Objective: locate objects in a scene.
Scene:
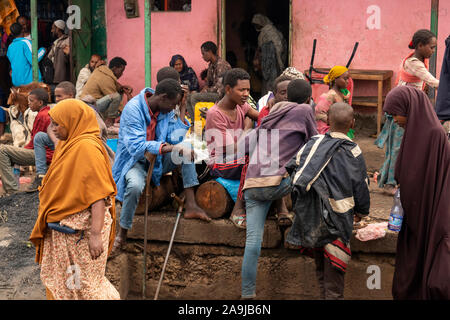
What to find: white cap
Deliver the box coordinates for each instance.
[53,20,66,31]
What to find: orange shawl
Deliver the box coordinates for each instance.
[397,51,429,90]
[29,99,117,263]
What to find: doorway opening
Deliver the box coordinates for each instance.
[225,0,290,100]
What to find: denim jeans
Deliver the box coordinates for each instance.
[119,153,199,230]
[241,177,292,298]
[33,132,55,175]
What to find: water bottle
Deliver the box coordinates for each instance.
[13,166,20,186]
[388,188,404,232]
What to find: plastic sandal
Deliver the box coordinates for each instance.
[277,212,294,226]
[230,213,247,229]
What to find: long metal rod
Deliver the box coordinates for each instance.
[30,0,38,82]
[142,154,156,299]
[154,194,185,300]
[154,211,182,300]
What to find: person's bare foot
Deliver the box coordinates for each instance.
[109,227,128,258]
[184,203,212,222]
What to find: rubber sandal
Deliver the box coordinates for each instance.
[230,213,247,229]
[277,212,294,226]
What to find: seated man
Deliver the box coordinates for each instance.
[0,88,53,195]
[112,78,211,251]
[75,53,103,98]
[240,79,317,299]
[285,102,370,300]
[204,68,259,228]
[80,56,133,127]
[186,41,231,121]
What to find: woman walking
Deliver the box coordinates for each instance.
[30,99,119,300]
[383,86,449,300]
[376,29,439,195]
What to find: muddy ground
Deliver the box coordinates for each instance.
[0,116,393,300]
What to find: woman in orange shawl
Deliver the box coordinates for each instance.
[29,99,119,300]
[375,29,439,196]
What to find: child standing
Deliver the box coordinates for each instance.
[315,66,351,134]
[286,102,370,300]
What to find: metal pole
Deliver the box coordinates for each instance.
[30,0,38,82]
[428,0,439,102]
[145,0,152,88]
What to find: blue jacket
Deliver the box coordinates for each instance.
[112,87,190,201]
[7,37,45,86]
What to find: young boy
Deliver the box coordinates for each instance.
[204,68,259,228]
[285,102,370,300]
[0,88,53,195]
[240,79,317,299]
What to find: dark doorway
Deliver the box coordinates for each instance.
[225,0,290,100]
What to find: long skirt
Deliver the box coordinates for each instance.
[40,205,120,300]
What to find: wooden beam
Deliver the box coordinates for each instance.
[428,0,439,102]
[145,0,152,87]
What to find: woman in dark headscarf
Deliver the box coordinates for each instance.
[383,86,449,300]
[169,54,199,92]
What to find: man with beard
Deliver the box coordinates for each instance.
[48,20,70,84]
[75,54,104,98]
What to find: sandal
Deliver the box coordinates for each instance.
[277,212,294,226]
[230,213,247,229]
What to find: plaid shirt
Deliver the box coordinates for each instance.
[24,106,54,163]
[205,56,231,93]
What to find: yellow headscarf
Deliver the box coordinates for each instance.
[323,66,349,84]
[30,99,117,263]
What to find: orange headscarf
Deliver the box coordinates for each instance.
[29,99,117,263]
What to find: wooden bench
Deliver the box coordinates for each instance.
[305,68,394,135]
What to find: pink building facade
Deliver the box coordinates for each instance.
[106,0,449,100]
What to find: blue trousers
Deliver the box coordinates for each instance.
[119,153,199,230]
[241,177,292,298]
[33,132,55,175]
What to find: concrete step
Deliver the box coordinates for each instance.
[128,212,282,249]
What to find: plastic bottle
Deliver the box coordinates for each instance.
[13,166,20,186]
[388,188,404,232]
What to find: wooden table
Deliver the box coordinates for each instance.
[305,68,394,135]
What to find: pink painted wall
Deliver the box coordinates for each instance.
[106,0,218,94]
[291,0,449,100]
[105,0,449,100]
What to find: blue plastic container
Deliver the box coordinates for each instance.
[106,138,118,153]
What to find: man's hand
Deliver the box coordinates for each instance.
[62,44,70,55]
[199,107,209,120]
[95,60,106,69]
[244,116,254,131]
[173,144,195,162]
[179,84,189,113]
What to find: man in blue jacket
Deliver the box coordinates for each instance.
[112,78,211,251]
[6,23,46,86]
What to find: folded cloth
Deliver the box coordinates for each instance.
[355,222,388,241]
[215,177,240,202]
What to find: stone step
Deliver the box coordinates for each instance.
[128,212,282,248]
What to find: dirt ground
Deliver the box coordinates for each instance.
[0,117,394,300]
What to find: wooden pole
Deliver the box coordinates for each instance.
[30,0,38,82]
[428,0,439,103]
[145,0,152,88]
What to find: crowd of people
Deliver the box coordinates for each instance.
[0,18,448,301]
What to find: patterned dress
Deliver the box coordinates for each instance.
[41,199,120,300]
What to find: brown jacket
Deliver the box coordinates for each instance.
[80,65,118,100]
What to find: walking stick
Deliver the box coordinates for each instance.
[142,153,156,299]
[154,193,185,300]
